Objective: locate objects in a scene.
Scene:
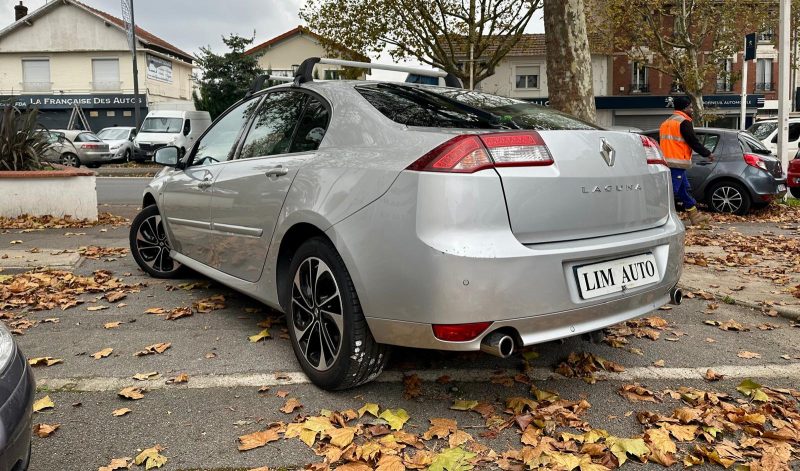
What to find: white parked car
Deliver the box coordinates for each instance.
[97,126,137,162]
[134,110,212,160]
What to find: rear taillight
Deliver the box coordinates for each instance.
[432,322,492,342]
[744,153,768,171]
[407,131,553,173]
[82,143,102,150]
[640,135,667,167]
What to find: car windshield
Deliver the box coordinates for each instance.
[747,121,777,140]
[355,84,598,130]
[97,128,130,140]
[140,117,183,133]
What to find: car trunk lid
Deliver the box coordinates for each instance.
[494,130,671,244]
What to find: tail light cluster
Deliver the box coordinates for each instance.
[81,143,103,150]
[407,131,554,173]
[640,135,668,167]
[743,153,768,171]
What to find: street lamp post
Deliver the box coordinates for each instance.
[778,0,791,178]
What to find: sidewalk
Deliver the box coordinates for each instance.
[95,164,158,177]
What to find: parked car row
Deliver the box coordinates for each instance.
[40,110,212,169]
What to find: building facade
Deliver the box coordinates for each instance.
[245,26,368,80]
[0,0,195,131]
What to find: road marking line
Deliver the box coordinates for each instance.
[36,363,800,392]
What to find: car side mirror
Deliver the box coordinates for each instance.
[154,146,180,167]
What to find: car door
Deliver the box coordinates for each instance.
[210,91,329,282]
[160,96,262,266]
[687,132,720,193]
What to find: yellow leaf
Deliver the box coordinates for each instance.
[448,430,472,448]
[33,423,59,437]
[28,357,63,367]
[238,426,281,451]
[546,452,582,470]
[92,347,113,359]
[112,408,132,417]
[299,428,318,447]
[606,437,649,466]
[376,454,405,471]
[33,395,55,412]
[645,427,677,467]
[327,426,357,448]
[134,446,167,470]
[736,379,770,402]
[379,408,410,430]
[428,446,476,471]
[358,402,379,418]
[248,329,271,342]
[450,400,478,411]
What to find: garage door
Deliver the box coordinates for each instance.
[613,114,670,131]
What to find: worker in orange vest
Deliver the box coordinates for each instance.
[659,96,714,226]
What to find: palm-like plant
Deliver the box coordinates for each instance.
[0,106,50,171]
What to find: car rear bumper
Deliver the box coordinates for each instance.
[80,151,114,163]
[0,348,34,471]
[328,171,684,351]
[788,171,800,188]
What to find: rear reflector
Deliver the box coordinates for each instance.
[407,131,553,173]
[640,135,667,167]
[432,322,492,342]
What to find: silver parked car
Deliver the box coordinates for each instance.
[48,130,113,168]
[97,126,138,163]
[129,66,684,390]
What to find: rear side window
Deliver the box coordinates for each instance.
[290,97,329,153]
[355,84,598,130]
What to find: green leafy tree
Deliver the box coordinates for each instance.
[597,0,770,119]
[301,0,542,88]
[193,34,264,119]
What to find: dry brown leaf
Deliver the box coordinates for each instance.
[87,305,109,311]
[166,306,193,320]
[92,348,113,360]
[280,398,303,414]
[134,343,171,356]
[144,307,166,315]
[104,321,122,329]
[738,351,761,359]
[704,369,724,382]
[112,408,132,417]
[166,373,189,384]
[28,357,63,367]
[619,383,659,403]
[118,387,145,400]
[403,373,422,400]
[33,423,59,438]
[98,457,131,471]
[132,371,159,381]
[238,426,281,451]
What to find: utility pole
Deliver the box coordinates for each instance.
[121,0,141,128]
[778,0,791,176]
[740,43,748,130]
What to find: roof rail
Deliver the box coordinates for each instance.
[293,57,463,88]
[245,74,294,97]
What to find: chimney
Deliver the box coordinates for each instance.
[14,2,28,22]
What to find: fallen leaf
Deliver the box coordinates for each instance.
[132,372,159,381]
[87,305,109,311]
[379,408,410,430]
[238,426,281,451]
[98,457,131,471]
[134,445,167,469]
[104,321,122,329]
[606,437,649,466]
[428,446,476,471]
[166,306,193,320]
[358,403,379,418]
[403,373,423,399]
[737,351,761,359]
[112,408,132,417]
[450,400,479,411]
[645,427,676,466]
[280,398,303,414]
[33,396,54,412]
[327,426,357,447]
[144,308,166,315]
[193,294,226,313]
[92,348,113,360]
[33,423,59,438]
[619,383,659,403]
[736,379,770,402]
[118,387,145,400]
[704,369,724,382]
[134,343,171,356]
[28,357,63,367]
[166,373,189,384]
[653,359,665,368]
[275,390,289,398]
[249,329,271,342]
[104,291,127,303]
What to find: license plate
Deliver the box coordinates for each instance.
[576,253,659,300]
[778,184,787,192]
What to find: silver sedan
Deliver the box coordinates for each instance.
[129,79,684,390]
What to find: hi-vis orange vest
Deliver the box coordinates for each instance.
[659,111,693,169]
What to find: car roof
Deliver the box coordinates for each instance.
[50,129,94,138]
[100,126,136,130]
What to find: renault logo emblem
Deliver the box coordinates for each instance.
[600,138,616,167]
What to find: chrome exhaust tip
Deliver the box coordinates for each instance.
[670,287,683,305]
[480,332,515,358]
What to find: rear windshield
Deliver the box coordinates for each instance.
[740,132,770,153]
[355,84,598,130]
[141,117,183,133]
[746,121,777,140]
[75,133,102,142]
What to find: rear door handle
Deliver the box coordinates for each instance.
[266,166,289,177]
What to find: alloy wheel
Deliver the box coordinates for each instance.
[134,214,180,273]
[291,257,343,372]
[711,185,743,213]
[61,154,79,167]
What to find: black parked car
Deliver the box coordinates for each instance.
[641,128,787,215]
[0,324,34,470]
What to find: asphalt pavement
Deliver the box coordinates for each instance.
[2,206,799,470]
[96,177,151,205]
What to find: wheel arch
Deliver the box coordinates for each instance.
[703,176,753,202]
[275,222,333,311]
[142,192,157,208]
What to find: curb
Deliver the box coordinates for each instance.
[677,283,800,321]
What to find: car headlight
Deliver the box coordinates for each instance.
[110,144,121,151]
[0,323,16,370]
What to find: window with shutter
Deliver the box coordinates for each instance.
[22,59,51,91]
[92,59,120,91]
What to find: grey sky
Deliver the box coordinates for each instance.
[0,0,544,78]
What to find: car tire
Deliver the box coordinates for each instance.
[708,181,751,215]
[124,150,132,162]
[791,187,800,199]
[129,205,186,279]
[60,153,80,167]
[285,236,389,390]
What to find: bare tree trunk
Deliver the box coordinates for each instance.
[543,0,597,123]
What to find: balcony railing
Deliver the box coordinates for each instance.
[758,32,774,43]
[629,83,650,93]
[755,82,775,92]
[92,81,122,91]
[21,81,52,92]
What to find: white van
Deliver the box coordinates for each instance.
[135,110,212,160]
[747,118,800,162]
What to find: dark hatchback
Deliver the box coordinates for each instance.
[0,324,34,470]
[641,128,786,214]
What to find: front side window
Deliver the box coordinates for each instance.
[141,117,183,133]
[182,119,191,135]
[515,66,540,90]
[239,91,306,159]
[192,96,261,166]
